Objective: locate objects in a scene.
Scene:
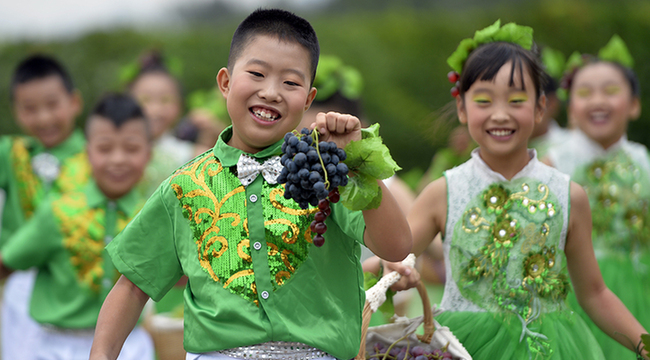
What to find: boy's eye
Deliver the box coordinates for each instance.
[284,81,300,87]
[248,71,264,78]
[605,85,621,95]
[576,87,591,98]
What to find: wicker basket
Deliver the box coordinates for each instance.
[143,312,185,360]
[356,255,472,360]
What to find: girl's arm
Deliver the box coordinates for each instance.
[565,182,647,352]
[89,275,151,360]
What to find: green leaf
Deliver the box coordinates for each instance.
[641,333,650,350]
[598,34,634,68]
[447,38,476,74]
[339,172,380,210]
[377,289,395,316]
[541,47,566,79]
[495,22,533,50]
[363,271,380,291]
[473,19,501,44]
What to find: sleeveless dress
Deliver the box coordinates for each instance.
[436,149,604,360]
[548,130,650,359]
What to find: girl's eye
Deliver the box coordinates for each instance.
[508,95,528,104]
[604,85,621,95]
[472,96,492,104]
[576,88,591,98]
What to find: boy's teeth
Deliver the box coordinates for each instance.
[489,129,514,137]
[254,109,279,121]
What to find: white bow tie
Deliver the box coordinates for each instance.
[236,154,283,186]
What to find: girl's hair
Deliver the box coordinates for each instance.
[459,42,545,101]
[128,50,180,91]
[565,56,640,98]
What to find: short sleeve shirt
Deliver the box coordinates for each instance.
[0,130,90,246]
[2,181,139,328]
[107,127,367,359]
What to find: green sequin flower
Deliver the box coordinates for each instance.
[483,184,511,214]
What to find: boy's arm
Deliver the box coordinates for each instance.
[89,275,150,360]
[566,182,647,353]
[311,112,412,262]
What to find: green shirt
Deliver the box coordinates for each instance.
[107,127,367,359]
[0,130,90,246]
[1,181,140,329]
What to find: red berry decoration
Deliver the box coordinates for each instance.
[451,86,460,98]
[328,188,340,203]
[447,71,459,83]
[313,234,325,247]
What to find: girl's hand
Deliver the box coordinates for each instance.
[310,111,362,149]
[383,259,421,292]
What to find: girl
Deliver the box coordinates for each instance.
[546,36,649,359]
[385,22,646,359]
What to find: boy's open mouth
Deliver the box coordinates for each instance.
[251,106,281,122]
[487,129,515,137]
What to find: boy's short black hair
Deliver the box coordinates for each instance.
[86,93,152,141]
[10,55,74,100]
[228,8,320,85]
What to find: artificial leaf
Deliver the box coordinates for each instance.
[473,20,501,44]
[541,47,566,80]
[340,172,380,211]
[598,34,634,68]
[447,38,475,74]
[340,65,364,100]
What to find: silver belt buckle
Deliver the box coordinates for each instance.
[217,341,330,359]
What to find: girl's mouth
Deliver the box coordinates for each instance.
[589,110,609,124]
[487,129,515,137]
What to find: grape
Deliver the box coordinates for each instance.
[278,128,351,248]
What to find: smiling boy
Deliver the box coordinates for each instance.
[0,54,91,360]
[90,8,411,360]
[0,93,154,360]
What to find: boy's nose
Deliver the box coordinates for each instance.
[258,81,281,102]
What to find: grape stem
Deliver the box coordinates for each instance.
[311,130,330,189]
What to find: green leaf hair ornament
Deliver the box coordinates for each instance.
[118,51,184,87]
[540,47,566,80]
[446,19,534,74]
[313,55,363,102]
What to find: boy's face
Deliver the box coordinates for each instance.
[217,35,317,153]
[13,75,81,148]
[86,116,151,200]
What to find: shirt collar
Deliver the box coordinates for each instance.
[213,126,284,167]
[85,180,139,214]
[42,129,86,160]
[573,129,628,156]
[471,148,538,182]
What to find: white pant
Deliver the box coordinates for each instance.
[186,352,336,360]
[2,269,42,360]
[35,326,154,360]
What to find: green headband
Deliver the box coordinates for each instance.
[447,19,534,75]
[118,52,183,87]
[540,47,566,81]
[313,55,363,102]
[187,88,230,123]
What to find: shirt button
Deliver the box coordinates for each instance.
[253,242,262,251]
[260,291,270,300]
[104,236,113,244]
[249,194,258,203]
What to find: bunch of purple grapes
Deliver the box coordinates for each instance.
[370,343,455,360]
[277,128,349,247]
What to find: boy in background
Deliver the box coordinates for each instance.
[90,8,411,360]
[0,54,90,360]
[0,93,154,360]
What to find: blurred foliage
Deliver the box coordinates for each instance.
[1,0,649,176]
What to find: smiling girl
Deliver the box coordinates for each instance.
[546,36,649,359]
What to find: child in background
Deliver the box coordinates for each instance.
[90,9,411,360]
[0,54,90,360]
[546,36,649,359]
[382,21,647,359]
[126,51,198,197]
[0,93,154,360]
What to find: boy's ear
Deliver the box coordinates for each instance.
[456,95,467,124]
[216,68,231,98]
[304,87,317,112]
[71,89,83,117]
[629,97,641,121]
[535,94,547,124]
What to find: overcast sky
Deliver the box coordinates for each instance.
[0,0,323,41]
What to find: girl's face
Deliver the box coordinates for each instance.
[457,61,544,162]
[130,72,182,141]
[569,62,640,149]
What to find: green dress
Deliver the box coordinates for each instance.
[549,131,650,359]
[437,149,604,360]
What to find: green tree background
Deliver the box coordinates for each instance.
[1,0,648,186]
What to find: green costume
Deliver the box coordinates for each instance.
[1,181,139,328]
[107,127,367,360]
[0,130,90,244]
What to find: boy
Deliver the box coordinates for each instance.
[90,8,412,360]
[0,54,90,360]
[0,93,154,360]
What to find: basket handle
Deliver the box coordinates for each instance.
[356,255,435,359]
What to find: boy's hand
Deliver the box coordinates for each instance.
[383,259,420,292]
[310,111,362,149]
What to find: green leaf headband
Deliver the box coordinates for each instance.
[313,55,363,102]
[558,34,634,100]
[447,19,534,75]
[187,88,230,123]
[540,47,566,81]
[118,51,183,87]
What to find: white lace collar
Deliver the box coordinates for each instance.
[572,129,628,157]
[471,148,539,183]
